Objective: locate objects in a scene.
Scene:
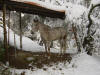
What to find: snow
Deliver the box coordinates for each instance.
[91,0,100,5]
[12,0,66,12]
[11,52,100,75]
[65,2,87,21]
[0,25,42,51]
[91,16,100,24]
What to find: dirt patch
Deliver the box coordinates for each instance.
[8,47,72,69]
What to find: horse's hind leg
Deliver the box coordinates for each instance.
[63,40,66,53]
[62,35,67,54]
[42,39,48,54]
[44,41,51,57]
[59,39,63,54]
[44,42,47,53]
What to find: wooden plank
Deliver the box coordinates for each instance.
[8,11,10,46]
[19,12,22,50]
[11,0,65,12]
[3,3,9,62]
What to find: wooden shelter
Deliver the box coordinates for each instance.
[0,0,65,62]
[0,0,65,19]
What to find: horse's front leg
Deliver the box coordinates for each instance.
[59,40,63,55]
[42,38,48,54]
[47,41,51,57]
[44,42,48,53]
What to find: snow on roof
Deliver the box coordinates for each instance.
[11,0,66,12]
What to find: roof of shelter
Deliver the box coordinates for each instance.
[0,0,65,19]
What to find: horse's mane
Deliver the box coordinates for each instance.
[37,22,51,30]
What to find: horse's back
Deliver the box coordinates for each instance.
[53,27,67,35]
[46,27,67,41]
[38,23,67,41]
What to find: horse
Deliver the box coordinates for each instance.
[31,20,67,56]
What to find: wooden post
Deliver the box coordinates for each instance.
[19,12,22,50]
[3,3,8,61]
[8,11,10,46]
[14,32,17,57]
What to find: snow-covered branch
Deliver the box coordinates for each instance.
[87,4,100,36]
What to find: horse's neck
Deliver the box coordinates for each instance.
[38,23,50,30]
[38,23,46,32]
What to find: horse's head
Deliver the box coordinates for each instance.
[31,19,39,34]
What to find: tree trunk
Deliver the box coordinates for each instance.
[72,23,81,52]
[83,4,100,55]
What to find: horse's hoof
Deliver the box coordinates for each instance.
[44,54,48,57]
[48,56,50,59]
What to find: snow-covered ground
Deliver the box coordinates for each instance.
[10,52,100,75]
[0,0,100,75]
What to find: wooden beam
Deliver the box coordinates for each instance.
[3,0,65,19]
[19,12,22,50]
[8,10,10,46]
[3,3,9,61]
